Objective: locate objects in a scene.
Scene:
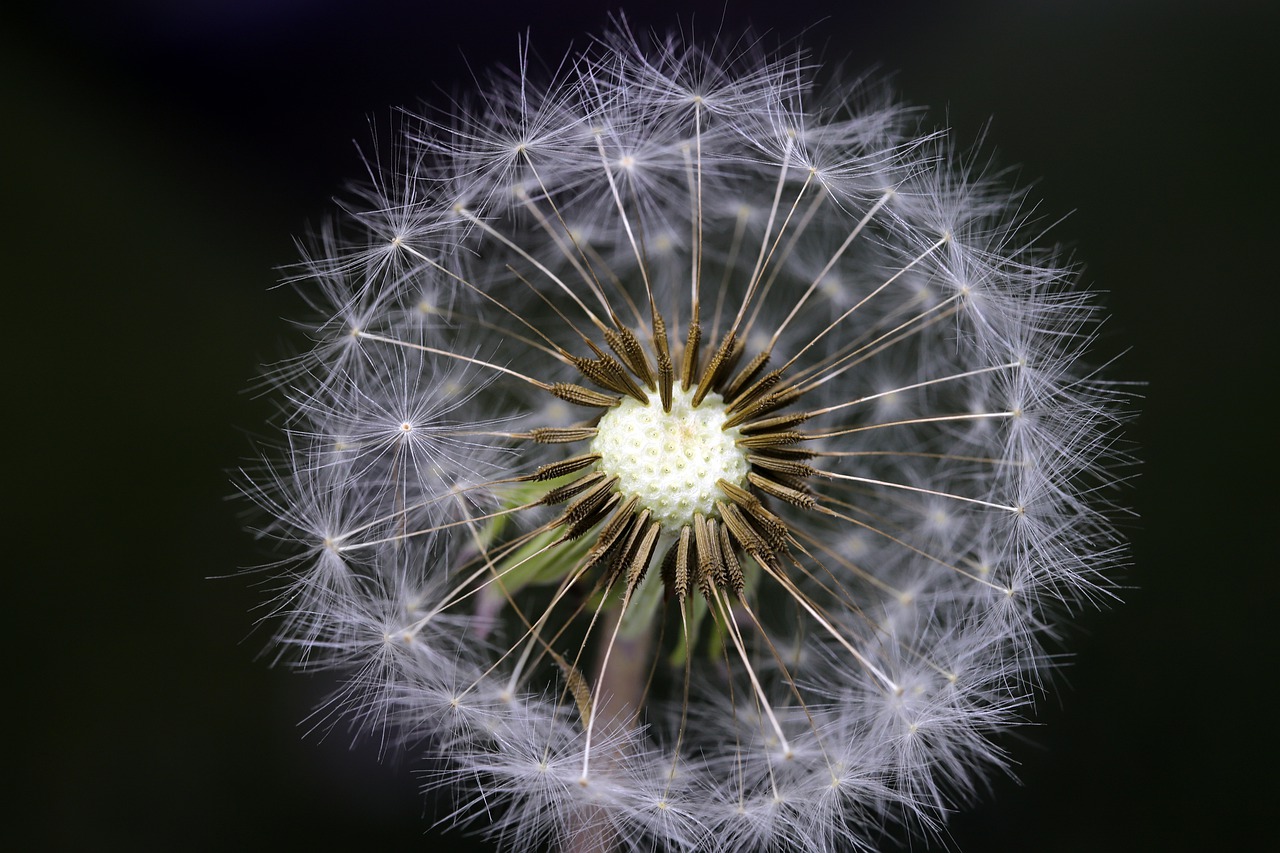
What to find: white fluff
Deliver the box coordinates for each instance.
[242,19,1133,852]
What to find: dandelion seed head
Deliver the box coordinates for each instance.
[239,18,1133,853]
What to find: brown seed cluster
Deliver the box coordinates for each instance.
[518,312,820,612]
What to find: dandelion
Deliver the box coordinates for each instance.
[242,21,1131,852]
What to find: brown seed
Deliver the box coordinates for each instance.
[604,326,653,387]
[693,331,737,405]
[725,367,783,411]
[680,315,702,391]
[625,520,662,589]
[736,431,806,449]
[747,453,817,479]
[529,453,602,482]
[555,657,593,728]
[748,471,816,510]
[551,383,621,409]
[723,386,803,429]
[540,472,605,506]
[722,349,771,402]
[572,354,647,402]
[716,518,745,596]
[529,427,599,444]
[560,476,619,531]
[563,491,621,540]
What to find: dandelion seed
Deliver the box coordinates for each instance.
[241,20,1132,852]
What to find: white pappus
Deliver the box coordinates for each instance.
[241,21,1132,853]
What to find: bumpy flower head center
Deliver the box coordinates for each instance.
[591,386,748,530]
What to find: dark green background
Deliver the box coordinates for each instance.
[6,0,1274,849]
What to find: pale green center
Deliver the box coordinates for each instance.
[591,386,749,530]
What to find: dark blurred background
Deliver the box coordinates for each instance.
[5,0,1274,849]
